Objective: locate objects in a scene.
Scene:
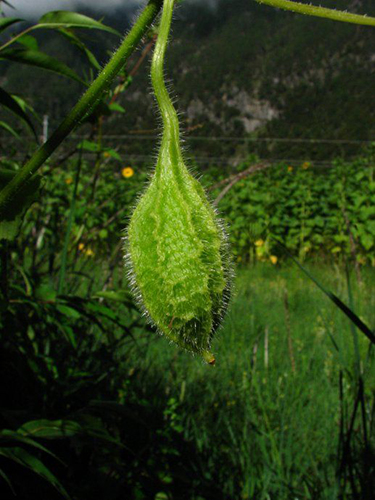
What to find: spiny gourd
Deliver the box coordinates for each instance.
[126,0,232,364]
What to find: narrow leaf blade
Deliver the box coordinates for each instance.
[57,28,100,70]
[19,419,82,439]
[0,86,36,138]
[274,238,375,345]
[0,447,70,499]
[0,48,85,85]
[37,11,121,36]
[0,120,19,138]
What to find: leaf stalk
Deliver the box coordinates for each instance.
[256,0,375,26]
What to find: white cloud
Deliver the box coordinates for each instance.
[2,0,145,18]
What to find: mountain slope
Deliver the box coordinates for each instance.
[2,0,375,164]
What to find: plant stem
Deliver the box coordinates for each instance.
[256,0,375,26]
[151,0,182,166]
[0,0,163,219]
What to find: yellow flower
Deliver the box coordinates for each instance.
[122,167,134,178]
[270,255,278,265]
[302,161,310,170]
[78,243,94,257]
[287,165,293,173]
[103,152,111,159]
[65,177,73,185]
[255,239,264,247]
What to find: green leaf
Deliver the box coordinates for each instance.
[16,34,39,50]
[57,324,77,348]
[79,139,100,152]
[19,419,82,439]
[109,102,125,113]
[0,48,85,85]
[0,447,70,499]
[35,284,57,302]
[57,28,100,70]
[155,493,169,500]
[0,430,61,461]
[360,233,373,251]
[86,302,117,320]
[0,17,22,34]
[0,120,19,138]
[56,304,81,320]
[0,174,42,241]
[36,11,121,37]
[0,87,36,138]
[94,290,133,303]
[0,220,20,241]
[104,148,121,161]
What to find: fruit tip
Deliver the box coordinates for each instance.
[202,351,216,366]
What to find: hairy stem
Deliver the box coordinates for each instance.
[0,0,163,219]
[256,0,375,26]
[151,0,181,163]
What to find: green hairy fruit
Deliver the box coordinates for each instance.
[126,0,232,363]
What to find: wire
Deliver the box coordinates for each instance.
[1,152,357,168]
[3,134,374,144]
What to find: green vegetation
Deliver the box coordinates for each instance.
[0,1,374,499]
[2,238,374,497]
[18,152,375,271]
[209,154,375,264]
[131,263,375,498]
[1,148,373,498]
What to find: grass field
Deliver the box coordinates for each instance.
[126,263,375,499]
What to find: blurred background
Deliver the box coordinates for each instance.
[3,0,375,165]
[0,1,374,499]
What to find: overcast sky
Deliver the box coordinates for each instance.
[2,0,145,18]
[1,0,217,18]
[0,0,217,18]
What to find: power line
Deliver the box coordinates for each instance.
[83,135,373,145]
[3,134,374,145]
[1,152,359,168]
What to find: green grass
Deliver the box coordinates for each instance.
[128,263,375,499]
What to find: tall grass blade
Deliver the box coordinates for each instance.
[0,467,15,494]
[345,263,361,377]
[274,239,375,345]
[57,148,82,295]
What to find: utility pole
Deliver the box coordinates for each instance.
[42,115,49,144]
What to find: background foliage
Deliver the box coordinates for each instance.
[0,2,374,499]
